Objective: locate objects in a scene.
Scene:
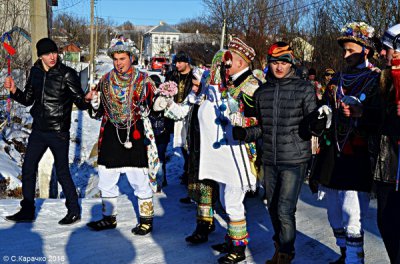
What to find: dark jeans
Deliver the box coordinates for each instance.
[264,162,307,254]
[156,143,167,186]
[20,129,79,214]
[375,181,400,264]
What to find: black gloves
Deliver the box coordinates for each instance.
[232,126,247,141]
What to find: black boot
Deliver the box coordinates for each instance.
[185,220,211,244]
[59,212,81,225]
[330,247,346,264]
[212,242,232,254]
[266,241,279,264]
[132,217,153,235]
[87,215,117,231]
[218,245,246,264]
[5,208,35,223]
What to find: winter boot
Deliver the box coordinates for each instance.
[58,212,81,225]
[185,220,211,244]
[217,245,246,264]
[212,242,232,254]
[87,215,117,231]
[265,241,280,264]
[132,217,153,235]
[329,247,346,264]
[5,208,35,223]
[276,252,294,264]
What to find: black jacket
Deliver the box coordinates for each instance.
[11,59,89,132]
[165,68,194,103]
[244,71,317,165]
[312,67,381,192]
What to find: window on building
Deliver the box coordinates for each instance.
[167,37,171,44]
[160,37,165,44]
[154,37,158,43]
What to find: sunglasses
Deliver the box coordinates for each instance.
[324,73,334,77]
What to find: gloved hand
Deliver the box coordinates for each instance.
[232,126,247,141]
[153,96,173,111]
[91,92,100,110]
[317,105,332,129]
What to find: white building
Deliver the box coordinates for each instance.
[143,21,181,60]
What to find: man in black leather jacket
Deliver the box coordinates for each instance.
[4,38,90,225]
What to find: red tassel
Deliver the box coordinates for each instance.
[391,58,400,102]
[3,42,16,56]
[133,129,141,140]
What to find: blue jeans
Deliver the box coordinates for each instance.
[263,163,307,254]
[20,129,79,214]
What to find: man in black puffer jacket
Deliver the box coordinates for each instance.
[233,42,317,263]
[4,38,90,225]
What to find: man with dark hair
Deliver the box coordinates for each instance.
[86,39,158,235]
[4,37,90,225]
[165,50,195,198]
[233,41,318,263]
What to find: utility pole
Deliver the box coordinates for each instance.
[89,0,95,85]
[220,19,226,50]
[139,35,143,66]
[30,0,48,63]
[94,17,99,66]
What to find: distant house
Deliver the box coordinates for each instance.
[60,43,81,62]
[143,21,181,60]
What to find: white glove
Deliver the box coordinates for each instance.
[317,105,332,129]
[153,96,173,111]
[91,93,100,110]
[317,189,326,201]
[341,95,361,106]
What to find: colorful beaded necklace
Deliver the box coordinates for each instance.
[101,67,140,149]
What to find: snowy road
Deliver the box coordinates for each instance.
[0,150,389,264]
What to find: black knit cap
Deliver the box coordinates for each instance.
[175,51,190,63]
[36,38,58,57]
[308,68,316,76]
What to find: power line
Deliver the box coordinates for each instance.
[53,0,84,12]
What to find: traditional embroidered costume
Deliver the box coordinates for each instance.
[312,22,382,264]
[87,40,159,235]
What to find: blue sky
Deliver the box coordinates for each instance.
[53,0,206,26]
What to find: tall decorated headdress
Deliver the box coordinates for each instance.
[206,49,232,86]
[337,22,375,55]
[228,37,255,64]
[107,38,138,58]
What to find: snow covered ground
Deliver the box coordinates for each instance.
[0,56,390,264]
[0,143,390,263]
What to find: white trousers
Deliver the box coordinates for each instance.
[325,188,370,264]
[219,183,246,221]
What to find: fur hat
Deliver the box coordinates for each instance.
[381,24,400,52]
[228,37,255,63]
[267,42,295,64]
[36,38,58,57]
[337,22,375,50]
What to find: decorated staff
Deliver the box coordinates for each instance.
[0,27,31,129]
